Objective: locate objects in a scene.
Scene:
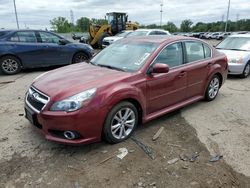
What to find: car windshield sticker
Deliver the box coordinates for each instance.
[135,53,150,65]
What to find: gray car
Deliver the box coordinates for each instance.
[216,34,250,78]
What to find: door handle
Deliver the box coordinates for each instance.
[178,71,187,77]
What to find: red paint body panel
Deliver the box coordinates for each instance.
[25,36,228,145]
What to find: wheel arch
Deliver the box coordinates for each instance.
[71,50,90,63]
[0,54,23,67]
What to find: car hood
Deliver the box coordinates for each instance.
[103,36,123,41]
[218,49,249,59]
[32,63,131,101]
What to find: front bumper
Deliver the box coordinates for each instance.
[228,63,245,75]
[24,102,106,145]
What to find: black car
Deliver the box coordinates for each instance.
[0,30,94,75]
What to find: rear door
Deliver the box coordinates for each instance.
[146,42,187,114]
[183,41,212,98]
[7,31,46,67]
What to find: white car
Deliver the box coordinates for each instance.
[128,29,171,37]
[102,30,133,48]
[217,34,250,78]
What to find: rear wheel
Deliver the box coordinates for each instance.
[0,55,21,75]
[103,101,138,144]
[205,75,220,101]
[72,52,89,64]
[240,63,250,78]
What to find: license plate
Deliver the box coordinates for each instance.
[25,108,34,125]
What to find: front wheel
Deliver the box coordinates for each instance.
[240,63,250,78]
[72,52,89,64]
[205,75,220,101]
[103,101,138,144]
[0,55,21,75]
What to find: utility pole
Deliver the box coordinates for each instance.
[13,0,19,29]
[160,1,163,28]
[70,10,75,25]
[225,0,231,32]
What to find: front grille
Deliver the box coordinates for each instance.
[26,87,49,113]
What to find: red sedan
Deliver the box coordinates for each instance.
[25,36,228,145]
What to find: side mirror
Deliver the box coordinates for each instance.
[59,39,68,45]
[151,63,169,74]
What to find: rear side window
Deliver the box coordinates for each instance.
[156,31,167,35]
[154,42,183,68]
[185,41,204,63]
[203,45,211,58]
[0,31,8,38]
[9,31,37,43]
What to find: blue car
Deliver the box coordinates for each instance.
[0,30,94,75]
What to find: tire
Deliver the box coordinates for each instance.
[240,63,250,78]
[97,33,110,49]
[103,101,138,144]
[72,52,89,64]
[0,55,21,75]
[205,75,221,101]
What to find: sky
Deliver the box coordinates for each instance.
[0,0,250,30]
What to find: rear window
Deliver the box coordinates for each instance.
[0,31,8,38]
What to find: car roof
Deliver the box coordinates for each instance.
[0,29,52,33]
[121,35,198,44]
[134,29,168,32]
[229,34,250,38]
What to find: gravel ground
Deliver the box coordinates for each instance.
[0,40,250,187]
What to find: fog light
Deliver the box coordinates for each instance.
[63,131,80,140]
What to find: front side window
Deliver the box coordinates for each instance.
[39,32,60,44]
[9,31,37,43]
[154,42,183,68]
[185,41,204,63]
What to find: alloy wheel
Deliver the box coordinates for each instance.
[208,77,220,99]
[2,58,19,74]
[243,64,250,77]
[111,107,135,140]
[73,53,88,63]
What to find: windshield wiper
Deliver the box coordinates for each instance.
[97,64,126,72]
[219,48,248,51]
[227,48,248,51]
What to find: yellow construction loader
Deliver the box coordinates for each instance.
[88,12,138,48]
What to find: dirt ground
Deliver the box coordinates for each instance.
[1,40,250,187]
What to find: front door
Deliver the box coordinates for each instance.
[146,42,187,115]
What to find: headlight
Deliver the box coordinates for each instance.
[50,88,96,112]
[228,57,243,64]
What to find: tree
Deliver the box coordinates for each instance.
[90,18,108,25]
[162,22,178,32]
[50,17,72,33]
[76,17,90,32]
[180,19,193,32]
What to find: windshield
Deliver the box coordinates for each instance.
[116,31,132,37]
[90,40,158,72]
[216,37,250,51]
[129,31,148,37]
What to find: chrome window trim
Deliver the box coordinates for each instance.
[147,39,213,73]
[25,86,50,113]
